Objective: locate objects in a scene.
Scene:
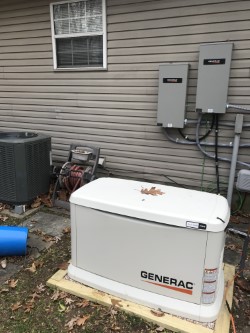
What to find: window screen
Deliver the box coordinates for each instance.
[51,0,105,69]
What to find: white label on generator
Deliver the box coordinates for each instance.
[202,292,215,304]
[204,268,218,282]
[207,109,214,113]
[186,221,199,229]
[202,282,216,293]
[167,123,173,127]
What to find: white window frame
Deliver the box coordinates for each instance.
[50,0,107,71]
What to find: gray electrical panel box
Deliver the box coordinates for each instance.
[157,63,189,128]
[196,43,233,114]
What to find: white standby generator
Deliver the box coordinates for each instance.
[68,178,230,322]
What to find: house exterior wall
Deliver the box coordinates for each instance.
[0,0,249,190]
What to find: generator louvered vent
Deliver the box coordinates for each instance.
[0,132,51,205]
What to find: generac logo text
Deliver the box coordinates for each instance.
[141,271,194,295]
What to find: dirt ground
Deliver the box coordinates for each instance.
[0,207,249,333]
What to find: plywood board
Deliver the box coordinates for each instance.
[47,263,235,333]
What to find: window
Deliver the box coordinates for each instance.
[50,0,106,70]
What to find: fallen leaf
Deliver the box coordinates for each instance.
[58,189,68,202]
[51,290,60,301]
[65,317,77,331]
[25,262,36,273]
[65,298,74,305]
[54,236,61,243]
[111,326,120,331]
[40,194,53,207]
[0,288,9,293]
[111,299,122,308]
[235,277,250,292]
[76,315,90,326]
[58,302,66,312]
[141,187,165,196]
[76,300,90,308]
[1,259,7,269]
[36,283,46,293]
[11,302,22,311]
[63,226,71,234]
[31,197,42,208]
[0,215,8,222]
[8,279,18,288]
[150,309,165,317]
[23,302,34,313]
[58,262,69,270]
[30,292,41,302]
[110,308,118,316]
[34,260,44,269]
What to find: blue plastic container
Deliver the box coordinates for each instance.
[0,226,29,256]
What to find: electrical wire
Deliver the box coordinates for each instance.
[227,103,250,112]
[178,114,215,142]
[165,124,250,148]
[100,166,187,188]
[195,114,250,168]
[215,114,220,194]
[231,192,246,215]
[226,300,237,333]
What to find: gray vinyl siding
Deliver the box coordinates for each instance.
[0,0,250,191]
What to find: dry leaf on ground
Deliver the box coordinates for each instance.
[8,279,18,288]
[23,302,34,313]
[63,226,71,234]
[11,302,22,311]
[58,262,69,270]
[25,262,36,273]
[31,197,42,208]
[65,298,74,305]
[76,315,90,326]
[36,283,46,293]
[76,300,90,308]
[51,290,60,301]
[0,215,8,222]
[65,317,77,331]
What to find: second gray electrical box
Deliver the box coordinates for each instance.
[157,63,189,128]
[196,43,233,114]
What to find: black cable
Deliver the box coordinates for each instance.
[100,166,187,188]
[215,114,220,194]
[178,114,215,142]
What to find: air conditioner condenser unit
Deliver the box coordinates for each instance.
[68,178,230,322]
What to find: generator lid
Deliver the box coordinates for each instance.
[70,178,230,232]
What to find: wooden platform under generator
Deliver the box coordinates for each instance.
[47,263,235,333]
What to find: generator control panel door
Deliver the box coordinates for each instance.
[196,42,233,114]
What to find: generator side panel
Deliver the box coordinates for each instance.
[157,64,189,128]
[196,43,233,114]
[73,205,207,304]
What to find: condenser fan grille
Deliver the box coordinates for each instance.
[0,132,51,205]
[0,146,17,201]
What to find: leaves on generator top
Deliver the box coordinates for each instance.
[141,186,165,196]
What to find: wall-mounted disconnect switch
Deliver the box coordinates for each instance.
[196,43,233,114]
[157,63,189,128]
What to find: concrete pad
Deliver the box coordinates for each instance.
[2,206,41,219]
[22,211,70,237]
[27,233,52,259]
[0,262,22,284]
